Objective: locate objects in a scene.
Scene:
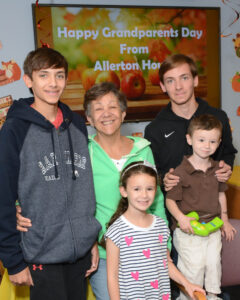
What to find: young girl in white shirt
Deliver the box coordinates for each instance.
[105,161,205,300]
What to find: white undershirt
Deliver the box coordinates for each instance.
[111,158,127,171]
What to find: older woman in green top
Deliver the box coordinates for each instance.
[84,82,170,299]
[78,83,204,300]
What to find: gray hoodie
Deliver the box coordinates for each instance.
[0,97,101,275]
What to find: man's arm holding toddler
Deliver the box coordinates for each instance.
[219,192,236,241]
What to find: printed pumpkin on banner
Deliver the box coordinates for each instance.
[232,72,240,92]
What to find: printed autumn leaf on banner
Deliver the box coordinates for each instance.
[173,9,207,28]
[63,13,76,24]
[148,40,171,62]
[146,8,180,24]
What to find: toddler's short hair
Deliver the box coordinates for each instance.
[187,114,223,137]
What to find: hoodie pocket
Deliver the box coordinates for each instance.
[21,217,101,264]
[71,216,101,258]
[21,222,74,263]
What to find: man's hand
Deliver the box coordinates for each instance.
[9,267,33,286]
[163,168,180,191]
[85,242,99,277]
[221,221,237,241]
[215,161,232,183]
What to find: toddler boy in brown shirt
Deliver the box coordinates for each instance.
[166,114,236,300]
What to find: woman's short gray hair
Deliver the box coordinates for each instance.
[83,82,127,117]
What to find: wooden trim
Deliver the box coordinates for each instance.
[226,183,240,220]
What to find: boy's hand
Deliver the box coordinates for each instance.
[16,205,32,232]
[85,242,99,277]
[215,161,232,182]
[164,168,180,191]
[183,280,206,300]
[221,221,237,241]
[9,267,33,286]
[178,215,195,234]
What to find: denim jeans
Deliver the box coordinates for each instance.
[89,258,110,300]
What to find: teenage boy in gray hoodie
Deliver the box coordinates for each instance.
[0,47,101,300]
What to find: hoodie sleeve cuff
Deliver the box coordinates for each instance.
[7,260,28,275]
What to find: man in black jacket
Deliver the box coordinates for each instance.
[145,54,237,190]
[145,53,237,300]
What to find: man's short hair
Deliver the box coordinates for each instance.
[159,54,198,83]
[83,82,127,117]
[187,114,223,137]
[23,48,68,79]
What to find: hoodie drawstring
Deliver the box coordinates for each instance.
[51,120,76,181]
[51,129,59,179]
[66,126,77,180]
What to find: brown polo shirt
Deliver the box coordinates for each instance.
[166,156,228,230]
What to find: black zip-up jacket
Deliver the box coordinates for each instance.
[144,98,237,180]
[0,97,101,275]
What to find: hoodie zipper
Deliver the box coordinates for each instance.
[56,122,77,262]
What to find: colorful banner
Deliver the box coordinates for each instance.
[33,6,220,120]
